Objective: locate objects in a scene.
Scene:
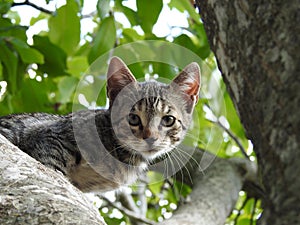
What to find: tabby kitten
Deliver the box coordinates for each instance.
[0,57,201,192]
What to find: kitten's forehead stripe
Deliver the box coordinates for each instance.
[132,96,175,117]
[155,98,160,108]
[137,101,143,111]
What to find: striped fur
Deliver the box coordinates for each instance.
[0,57,200,192]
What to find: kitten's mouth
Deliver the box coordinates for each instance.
[139,148,162,159]
[148,149,159,154]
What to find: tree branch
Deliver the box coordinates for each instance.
[215,118,249,160]
[118,191,146,225]
[205,104,250,160]
[157,146,258,225]
[101,196,155,225]
[12,0,53,14]
[0,134,106,225]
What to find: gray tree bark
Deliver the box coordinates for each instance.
[0,134,106,225]
[196,0,300,224]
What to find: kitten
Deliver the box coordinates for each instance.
[0,57,201,192]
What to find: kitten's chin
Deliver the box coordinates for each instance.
[139,148,170,161]
[141,149,160,159]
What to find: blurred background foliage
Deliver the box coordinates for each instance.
[0,0,261,224]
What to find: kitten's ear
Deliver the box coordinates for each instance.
[107,57,136,105]
[171,62,201,111]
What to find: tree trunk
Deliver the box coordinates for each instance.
[196,0,300,224]
[0,134,106,225]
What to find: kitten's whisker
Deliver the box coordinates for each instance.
[163,154,169,179]
[170,152,192,187]
[174,147,206,176]
[168,153,185,191]
[166,152,177,178]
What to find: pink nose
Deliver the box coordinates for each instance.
[143,128,158,146]
[143,128,152,139]
[144,137,158,146]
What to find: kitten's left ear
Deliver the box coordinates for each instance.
[171,62,201,107]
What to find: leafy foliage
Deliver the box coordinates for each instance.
[0,0,260,224]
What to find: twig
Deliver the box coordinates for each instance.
[118,191,144,225]
[100,196,155,225]
[137,174,148,216]
[215,119,250,160]
[204,104,250,160]
[12,0,53,14]
[81,11,97,19]
[119,192,140,214]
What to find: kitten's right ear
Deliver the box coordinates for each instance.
[107,57,136,105]
[170,62,201,113]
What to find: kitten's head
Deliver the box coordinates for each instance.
[107,57,200,160]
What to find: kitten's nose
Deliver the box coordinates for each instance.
[143,128,158,146]
[144,137,158,146]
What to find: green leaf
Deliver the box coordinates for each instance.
[88,16,116,64]
[97,0,110,19]
[57,76,78,103]
[152,62,177,80]
[137,0,163,33]
[121,28,143,43]
[100,216,125,225]
[77,0,84,7]
[96,84,107,107]
[0,95,11,115]
[0,39,18,93]
[11,78,54,113]
[0,17,12,30]
[173,180,192,198]
[74,41,91,56]
[114,0,138,26]
[9,38,44,64]
[147,171,164,195]
[67,56,89,78]
[173,34,200,58]
[174,34,194,47]
[0,1,12,15]
[188,23,211,59]
[146,208,161,221]
[33,35,68,77]
[237,218,251,225]
[30,12,49,26]
[0,17,27,41]
[168,0,200,23]
[0,60,3,79]
[127,62,145,80]
[48,0,80,55]
[223,91,248,149]
[6,10,21,24]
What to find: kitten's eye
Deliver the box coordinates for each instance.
[128,113,141,126]
[161,115,176,127]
